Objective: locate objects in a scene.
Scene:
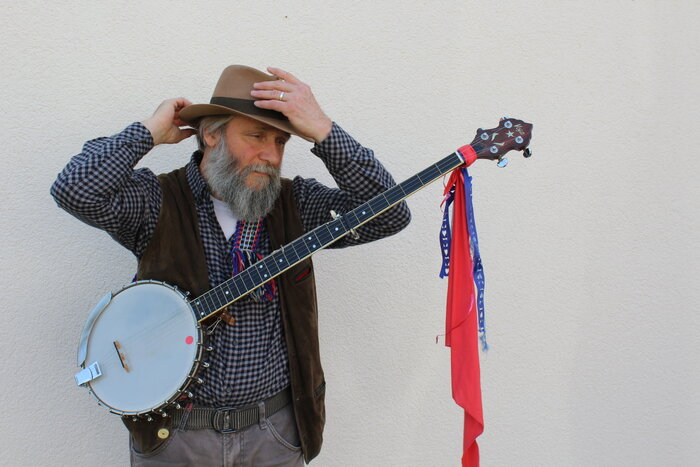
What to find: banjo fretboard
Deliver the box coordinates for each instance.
[190,150,465,321]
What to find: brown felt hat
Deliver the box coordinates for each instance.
[179,65,311,141]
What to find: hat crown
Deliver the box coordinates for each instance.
[212,65,277,101]
[178,64,312,141]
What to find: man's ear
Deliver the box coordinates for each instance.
[203,128,221,148]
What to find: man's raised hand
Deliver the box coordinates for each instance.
[251,67,333,143]
[142,98,197,146]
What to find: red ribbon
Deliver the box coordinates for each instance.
[443,146,483,467]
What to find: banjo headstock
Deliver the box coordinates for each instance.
[468,117,533,167]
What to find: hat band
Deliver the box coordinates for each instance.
[209,97,289,122]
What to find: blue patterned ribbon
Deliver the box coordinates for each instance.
[440,167,488,351]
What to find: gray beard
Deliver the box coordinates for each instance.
[202,139,281,221]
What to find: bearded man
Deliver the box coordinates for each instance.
[51,65,410,466]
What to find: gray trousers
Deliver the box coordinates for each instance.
[130,404,304,466]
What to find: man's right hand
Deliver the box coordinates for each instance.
[142,98,196,146]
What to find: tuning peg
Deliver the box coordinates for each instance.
[523,148,532,158]
[497,157,509,168]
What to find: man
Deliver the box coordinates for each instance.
[51,65,410,466]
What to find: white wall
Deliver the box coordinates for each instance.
[1,1,698,465]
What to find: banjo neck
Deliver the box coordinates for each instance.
[189,150,465,322]
[190,116,534,322]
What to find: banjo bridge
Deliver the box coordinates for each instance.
[113,340,130,372]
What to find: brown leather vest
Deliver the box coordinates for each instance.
[127,167,325,462]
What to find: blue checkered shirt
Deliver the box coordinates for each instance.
[51,122,410,407]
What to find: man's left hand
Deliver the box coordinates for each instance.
[251,67,333,143]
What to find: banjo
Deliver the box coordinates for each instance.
[75,118,533,418]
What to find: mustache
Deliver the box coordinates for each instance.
[239,163,280,179]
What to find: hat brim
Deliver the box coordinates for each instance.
[179,103,314,142]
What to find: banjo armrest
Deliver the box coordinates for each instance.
[75,362,102,387]
[77,292,113,367]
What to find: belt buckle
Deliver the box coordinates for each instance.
[212,407,238,433]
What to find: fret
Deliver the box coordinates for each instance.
[263,255,281,276]
[228,278,244,297]
[245,261,265,284]
[230,270,249,294]
[383,186,406,205]
[201,290,212,308]
[240,268,258,292]
[313,225,330,245]
[215,287,227,306]
[199,291,214,313]
[303,231,322,252]
[205,290,218,310]
[197,292,208,313]
[235,280,252,297]
[232,275,248,298]
[329,218,346,239]
[203,293,216,315]
[417,164,440,184]
[349,203,374,221]
[255,260,274,282]
[317,223,337,245]
[267,257,281,275]
[436,154,458,172]
[314,219,343,246]
[220,283,234,303]
[298,239,312,259]
[192,298,203,316]
[192,300,204,318]
[271,249,290,271]
[284,242,301,263]
[398,176,423,195]
[286,239,305,262]
[414,167,430,185]
[344,210,360,229]
[367,193,390,214]
[437,154,462,173]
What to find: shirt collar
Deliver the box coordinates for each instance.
[186,150,212,203]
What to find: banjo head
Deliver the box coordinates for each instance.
[83,281,202,415]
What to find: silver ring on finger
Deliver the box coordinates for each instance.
[278,91,285,101]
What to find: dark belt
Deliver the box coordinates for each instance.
[171,388,292,433]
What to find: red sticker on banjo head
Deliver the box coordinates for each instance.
[185,336,194,345]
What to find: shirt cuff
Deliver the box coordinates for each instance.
[310,122,360,161]
[127,121,155,147]
[103,122,153,166]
